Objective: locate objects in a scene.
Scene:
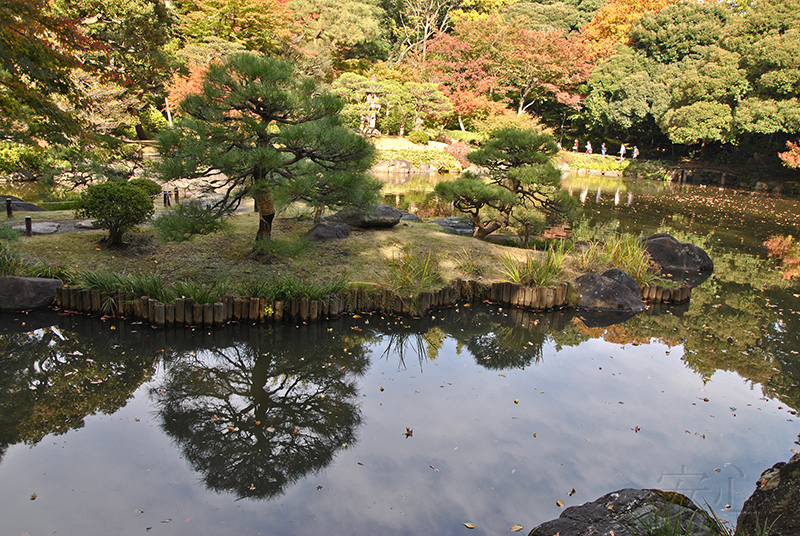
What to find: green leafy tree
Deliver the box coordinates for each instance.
[435,128,571,240]
[157,53,381,241]
[0,0,97,143]
[75,181,155,245]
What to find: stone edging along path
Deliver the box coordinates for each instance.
[54,279,692,328]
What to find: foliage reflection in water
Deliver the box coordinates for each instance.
[1,289,799,535]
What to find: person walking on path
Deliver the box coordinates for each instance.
[585,141,592,155]
[573,139,579,152]
[619,143,626,160]
[601,143,606,157]
[632,146,640,161]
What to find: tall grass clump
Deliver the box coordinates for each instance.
[173,280,235,303]
[153,201,229,242]
[454,247,485,278]
[606,234,658,285]
[501,242,567,288]
[122,273,173,303]
[574,241,612,272]
[240,275,348,301]
[0,225,20,242]
[0,246,25,276]
[382,245,443,295]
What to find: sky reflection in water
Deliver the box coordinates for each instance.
[0,304,797,536]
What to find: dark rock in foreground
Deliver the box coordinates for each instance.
[0,276,62,312]
[307,222,351,241]
[529,488,716,536]
[736,453,800,536]
[574,269,645,312]
[643,233,713,274]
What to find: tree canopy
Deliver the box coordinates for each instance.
[157,53,381,241]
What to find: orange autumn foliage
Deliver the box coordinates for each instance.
[778,141,800,169]
[580,0,681,60]
[765,235,800,280]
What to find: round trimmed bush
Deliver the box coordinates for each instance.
[407,131,430,145]
[128,177,162,197]
[75,182,155,245]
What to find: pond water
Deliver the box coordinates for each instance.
[2,177,800,535]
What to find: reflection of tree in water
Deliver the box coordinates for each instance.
[0,323,157,462]
[375,306,553,372]
[151,331,370,500]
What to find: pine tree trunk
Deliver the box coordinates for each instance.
[255,191,275,240]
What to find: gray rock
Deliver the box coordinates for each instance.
[400,211,423,222]
[529,488,717,536]
[431,216,474,236]
[11,221,60,234]
[307,222,351,241]
[0,276,62,312]
[324,204,403,228]
[643,233,713,274]
[574,269,645,312]
[736,453,800,536]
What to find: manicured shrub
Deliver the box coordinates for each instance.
[407,131,430,145]
[128,177,162,197]
[75,182,155,245]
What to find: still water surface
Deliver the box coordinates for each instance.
[2,177,800,535]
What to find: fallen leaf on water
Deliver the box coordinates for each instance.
[569,488,576,496]
[429,465,439,472]
[463,522,475,529]
[227,426,235,430]
[514,399,519,404]
[510,524,524,532]
[380,387,384,392]
[404,427,413,437]
[608,504,614,511]
[792,449,799,454]
[30,493,36,500]
[532,433,537,438]
[634,426,641,433]
[556,499,565,508]
[316,485,323,490]
[161,519,172,523]
[352,314,361,319]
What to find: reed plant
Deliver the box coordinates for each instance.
[173,280,234,304]
[454,247,485,278]
[500,243,566,288]
[122,273,173,303]
[239,275,348,301]
[383,245,443,295]
[574,241,612,272]
[606,234,658,285]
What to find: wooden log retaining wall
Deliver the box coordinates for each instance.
[52,279,691,328]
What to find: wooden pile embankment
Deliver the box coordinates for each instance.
[54,279,690,328]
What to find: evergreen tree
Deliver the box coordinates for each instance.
[157,53,381,241]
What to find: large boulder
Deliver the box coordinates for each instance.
[736,453,800,536]
[324,204,402,228]
[574,268,646,312]
[307,222,351,241]
[0,276,62,311]
[529,488,717,536]
[643,233,713,274]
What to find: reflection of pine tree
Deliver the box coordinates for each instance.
[0,324,157,461]
[152,334,370,500]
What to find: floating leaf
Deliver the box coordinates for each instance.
[514,399,519,404]
[404,427,413,437]
[569,488,576,496]
[463,522,475,529]
[556,499,565,507]
[510,524,524,532]
[30,493,37,500]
